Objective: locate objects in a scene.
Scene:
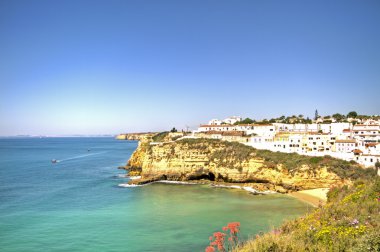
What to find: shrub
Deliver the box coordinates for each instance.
[236,178,380,251]
[152,132,169,142]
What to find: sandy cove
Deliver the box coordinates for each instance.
[288,188,329,207]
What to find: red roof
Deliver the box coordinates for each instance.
[336,139,356,143]
[352,149,363,154]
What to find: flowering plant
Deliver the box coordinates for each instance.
[205,222,241,252]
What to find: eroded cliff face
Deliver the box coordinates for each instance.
[126,139,350,192]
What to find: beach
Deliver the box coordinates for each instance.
[289,188,329,207]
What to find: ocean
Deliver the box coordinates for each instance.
[0,137,311,251]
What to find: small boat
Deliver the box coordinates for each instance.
[51,159,58,163]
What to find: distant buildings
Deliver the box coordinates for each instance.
[193,116,380,170]
[207,116,242,126]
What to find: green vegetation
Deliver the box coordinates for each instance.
[237,178,380,252]
[347,111,358,118]
[152,131,169,142]
[233,112,379,124]
[234,118,255,125]
[254,150,375,180]
[176,138,376,180]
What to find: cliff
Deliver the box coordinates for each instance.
[126,138,376,192]
[115,133,157,141]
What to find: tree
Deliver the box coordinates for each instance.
[347,111,358,118]
[315,110,319,120]
[332,113,344,122]
[170,127,177,133]
[375,161,380,174]
[241,118,254,124]
[234,118,254,125]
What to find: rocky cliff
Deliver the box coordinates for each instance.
[115,133,157,141]
[126,138,375,192]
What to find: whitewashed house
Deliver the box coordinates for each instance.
[335,139,357,153]
[223,116,242,125]
[352,123,380,143]
[208,119,223,125]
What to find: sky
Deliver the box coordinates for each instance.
[1,0,379,136]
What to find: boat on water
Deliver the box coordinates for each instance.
[51,159,58,164]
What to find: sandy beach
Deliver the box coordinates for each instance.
[289,188,330,207]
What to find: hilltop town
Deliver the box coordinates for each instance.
[190,112,380,170]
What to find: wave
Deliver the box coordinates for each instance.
[118,179,275,194]
[118,183,143,188]
[117,180,196,188]
[156,180,198,185]
[212,184,242,189]
[211,184,275,195]
[128,176,142,180]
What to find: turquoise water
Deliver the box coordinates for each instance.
[0,138,311,251]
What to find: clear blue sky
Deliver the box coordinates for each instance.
[1,0,379,135]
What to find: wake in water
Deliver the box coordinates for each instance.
[55,151,107,163]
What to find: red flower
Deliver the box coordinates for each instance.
[205,246,215,252]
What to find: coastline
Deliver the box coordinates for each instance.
[120,177,277,194]
[288,188,329,207]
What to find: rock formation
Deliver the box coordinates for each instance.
[124,138,372,192]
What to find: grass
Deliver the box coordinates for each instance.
[152,131,169,142]
[236,178,380,252]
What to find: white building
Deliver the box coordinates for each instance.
[352,123,380,143]
[197,124,235,132]
[335,139,357,153]
[208,119,222,125]
[223,116,242,125]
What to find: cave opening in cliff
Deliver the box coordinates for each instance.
[189,172,216,181]
[208,172,215,181]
